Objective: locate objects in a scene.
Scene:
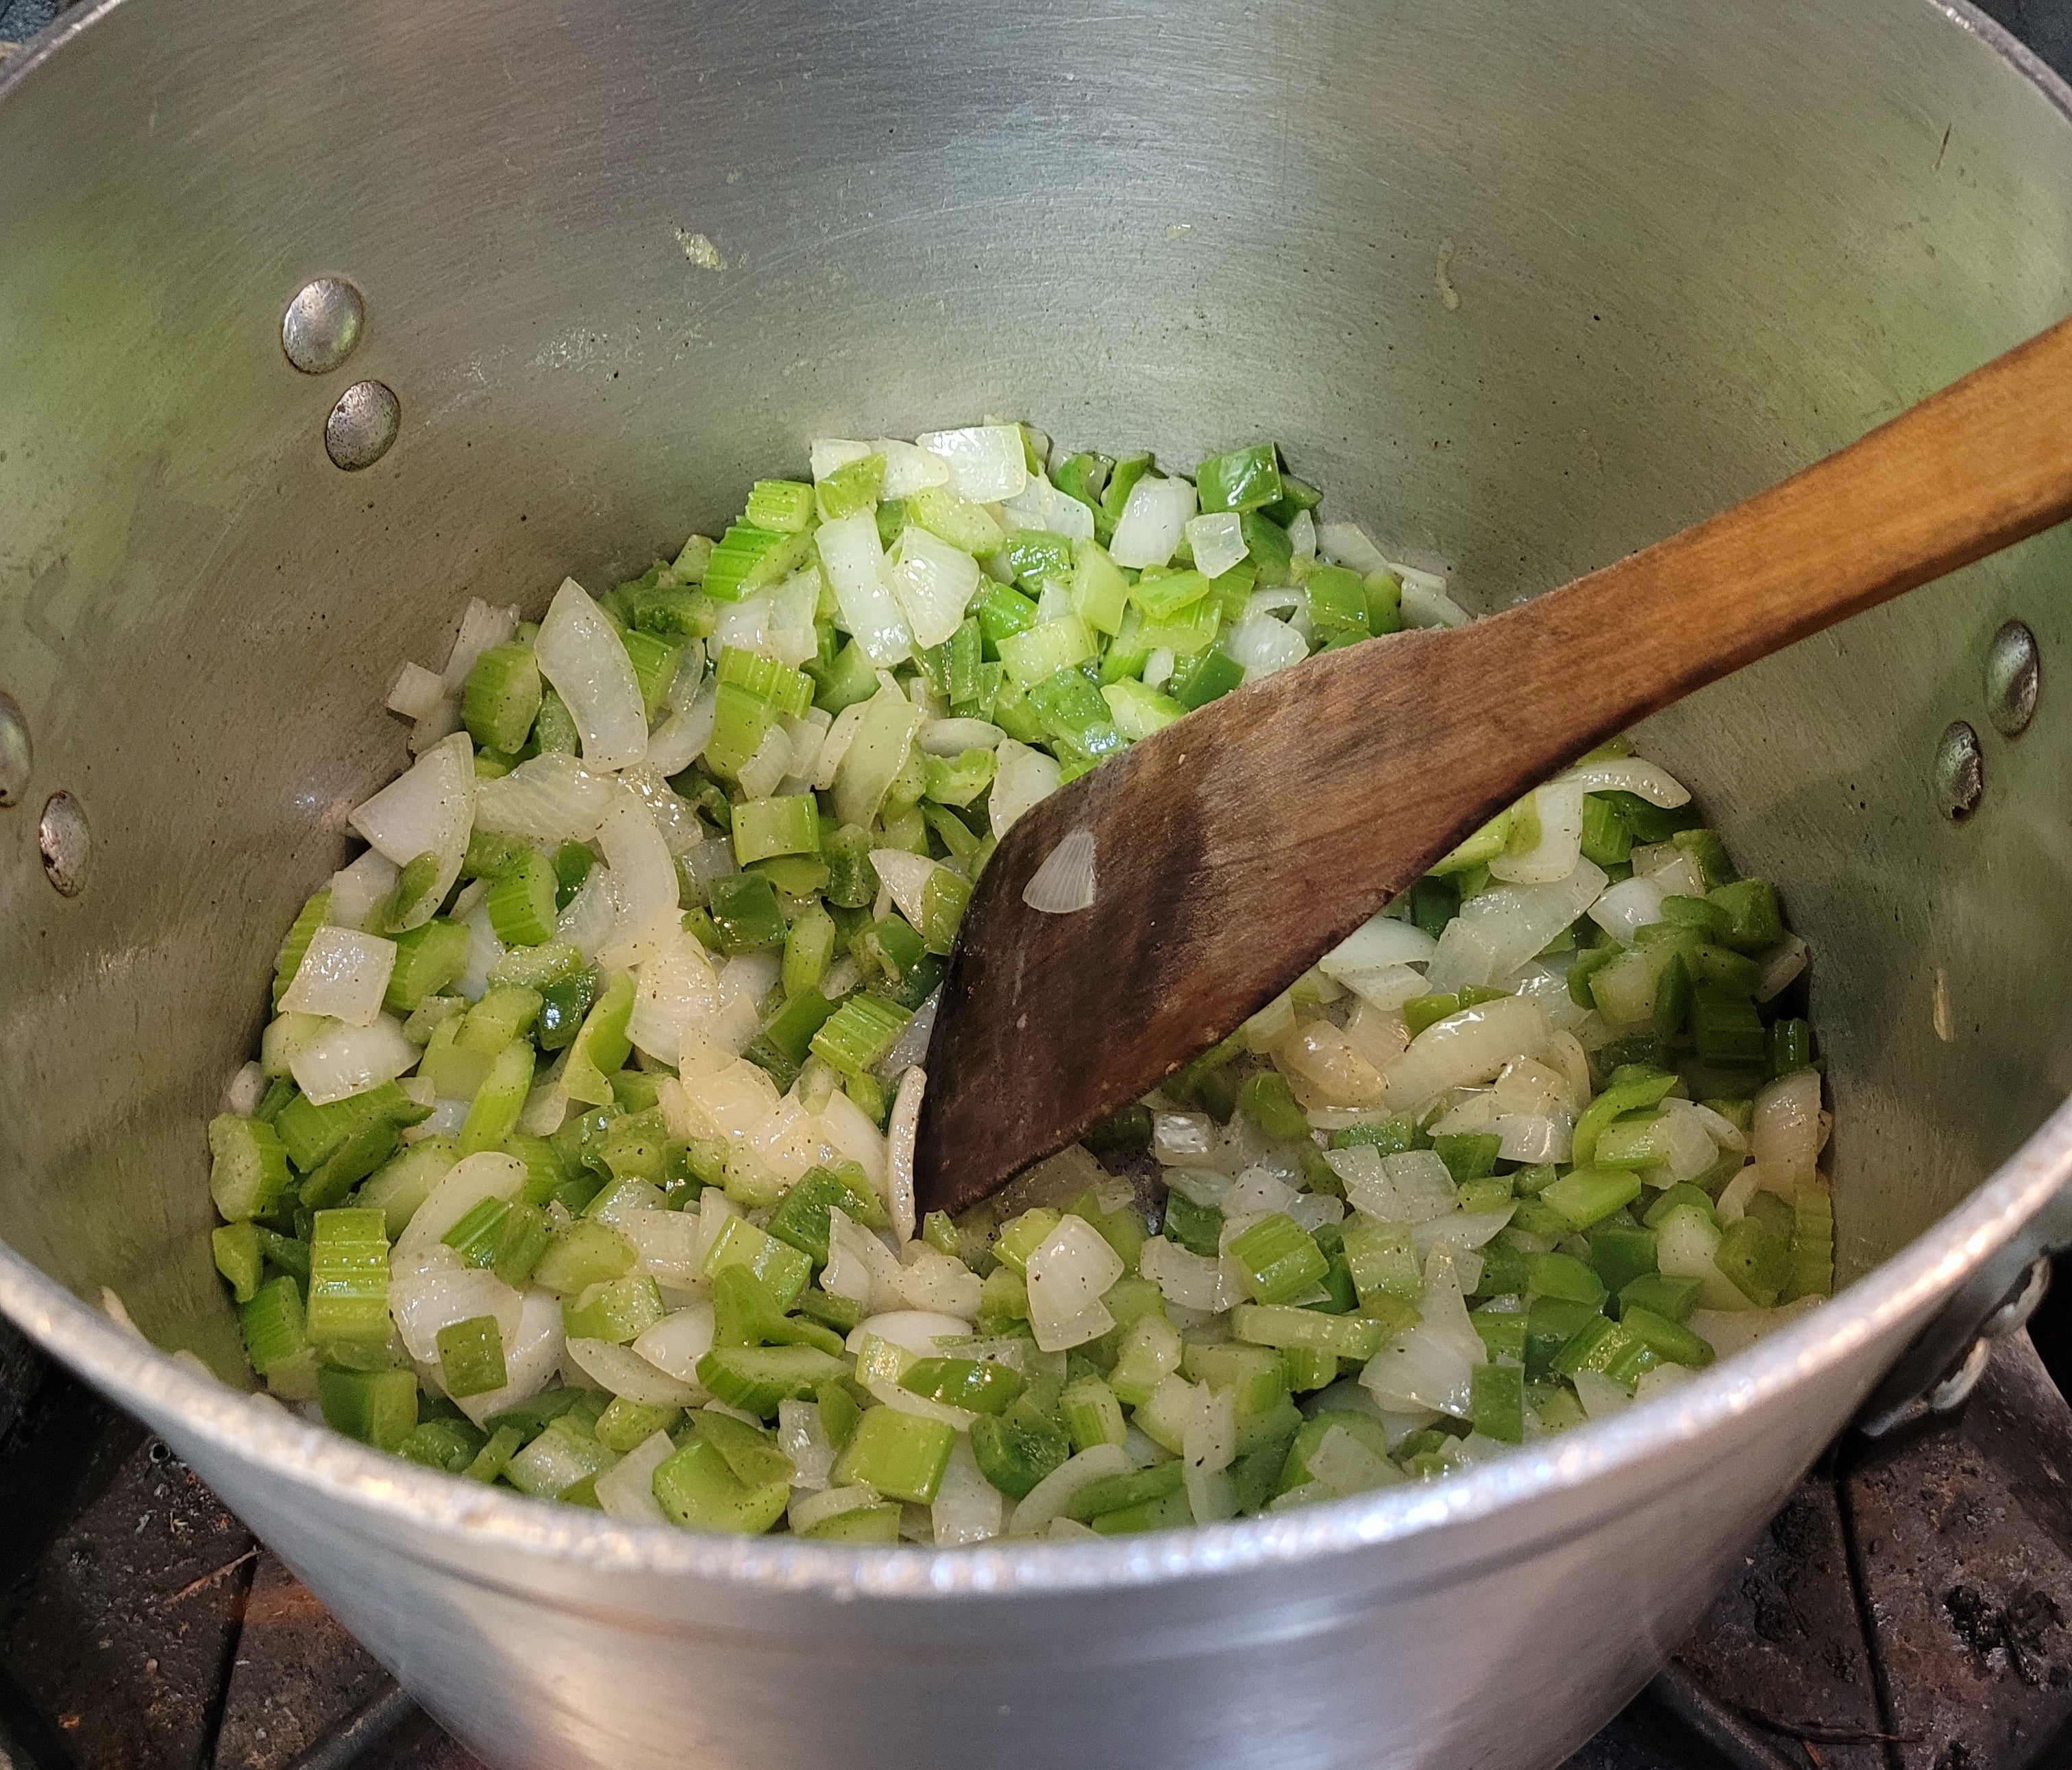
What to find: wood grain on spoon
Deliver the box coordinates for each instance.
[911,315,2072,1218]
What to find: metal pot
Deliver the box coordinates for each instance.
[3,1,2071,1765]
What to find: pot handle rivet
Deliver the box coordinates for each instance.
[0,691,29,807]
[325,381,400,471]
[1984,617,2039,738]
[38,790,88,898]
[282,278,365,375]
[1933,720,1984,820]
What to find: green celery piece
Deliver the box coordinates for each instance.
[560,971,635,1107]
[317,1366,419,1453]
[900,1356,1026,1416]
[830,1405,957,1503]
[208,1114,294,1222]
[436,1314,509,1399]
[462,643,543,754]
[532,1218,637,1295]
[1226,1214,1329,1306]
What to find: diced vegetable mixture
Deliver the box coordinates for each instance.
[206,425,1832,1541]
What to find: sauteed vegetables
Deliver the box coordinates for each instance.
[207,424,1832,1540]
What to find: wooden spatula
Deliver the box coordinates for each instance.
[912,315,2072,1218]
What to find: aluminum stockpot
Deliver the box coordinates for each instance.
[5,1,2072,1765]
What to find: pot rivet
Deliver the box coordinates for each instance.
[325,381,399,471]
[1933,720,1984,820]
[1984,618,2038,737]
[281,278,365,375]
[38,791,88,897]
[0,692,29,807]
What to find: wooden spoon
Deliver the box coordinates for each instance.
[912,315,2072,1218]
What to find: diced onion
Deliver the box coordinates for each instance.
[990,739,1063,837]
[1558,757,1691,807]
[555,863,618,960]
[386,661,448,722]
[1360,1250,1483,1416]
[535,578,648,772]
[452,1288,563,1427]
[832,677,924,827]
[1384,995,1549,1109]
[1490,779,1586,885]
[441,598,521,696]
[1319,914,1438,978]
[932,1435,1005,1545]
[1424,859,1608,994]
[1754,933,1810,1003]
[1024,1216,1125,1351]
[389,1259,523,1366]
[565,1336,704,1406]
[473,751,616,845]
[1109,475,1197,569]
[279,926,396,1027]
[1225,612,1308,682]
[816,513,913,666]
[886,524,983,649]
[325,848,399,933]
[1007,1444,1132,1537]
[1317,521,1389,576]
[631,1303,716,1383]
[1328,1146,1458,1224]
[1002,473,1096,543]
[777,1399,836,1491]
[1185,511,1248,578]
[393,1153,528,1268]
[347,730,475,922]
[870,849,946,931]
[595,789,679,955]
[1400,580,1470,628]
[1140,1236,1240,1312]
[1587,872,1668,946]
[627,929,721,1063]
[594,1428,675,1525]
[874,437,953,497]
[288,1015,417,1107]
[1752,1068,1822,1194]
[885,1067,924,1245]
[920,717,1004,755]
[1287,508,1318,560]
[915,425,1028,503]
[1023,826,1096,914]
[647,678,718,778]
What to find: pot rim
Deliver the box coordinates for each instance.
[1,0,2068,1604]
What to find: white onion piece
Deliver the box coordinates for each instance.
[810,439,872,480]
[289,1016,417,1107]
[1360,1249,1483,1417]
[895,1245,982,1317]
[915,425,1028,503]
[817,1092,889,1199]
[1490,779,1587,885]
[393,1153,528,1269]
[1153,1116,1220,1169]
[1276,1023,1386,1108]
[822,1208,905,1311]
[1752,1068,1822,1194]
[280,926,396,1027]
[1688,1296,1823,1359]
[593,1429,674,1526]
[789,1485,880,1536]
[619,766,706,858]
[1558,757,1692,807]
[1002,471,1096,543]
[1007,1443,1133,1537]
[1340,1000,1414,1073]
[1287,508,1318,560]
[555,863,618,961]
[1226,612,1309,682]
[595,789,678,953]
[920,717,1004,755]
[778,1399,836,1491]
[616,1207,706,1290]
[1331,962,1429,1013]
[410,697,464,758]
[1632,1364,1699,1405]
[1140,1236,1240,1312]
[1317,521,1389,576]
[847,1313,972,1363]
[1185,511,1248,579]
[882,989,939,1077]
[627,930,720,1063]
[386,661,448,722]
[832,676,923,826]
[990,739,1063,837]
[325,848,399,933]
[1109,475,1197,569]
[1320,914,1438,978]
[1401,580,1470,628]
[223,1061,267,1117]
[1588,873,1668,946]
[648,678,718,778]
[1424,859,1608,994]
[456,900,505,1000]
[347,730,475,920]
[535,579,646,771]
[885,1068,924,1244]
[818,512,913,666]
[632,1303,716,1384]
[1182,1384,1238,1524]
[441,598,521,694]
[1412,1206,1518,1265]
[931,1435,1005,1546]
[1024,1216,1124,1351]
[473,752,614,845]
[1023,826,1096,914]
[1754,933,1810,1003]
[1328,1146,1458,1224]
[1572,1370,1633,1420]
[1384,996,1549,1110]
[870,849,945,932]
[708,594,771,659]
[389,1261,523,1365]
[565,1336,703,1406]
[874,437,952,496]
[886,524,983,650]
[453,1288,563,1427]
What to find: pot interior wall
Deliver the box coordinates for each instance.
[3,0,2070,1371]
